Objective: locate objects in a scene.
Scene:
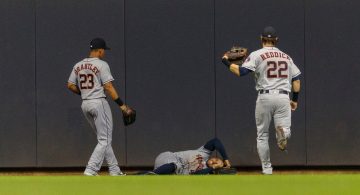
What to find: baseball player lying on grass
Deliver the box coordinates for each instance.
[145,138,235,175]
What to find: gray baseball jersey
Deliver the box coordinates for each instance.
[242,47,301,92]
[154,146,211,175]
[68,57,122,175]
[242,46,301,174]
[68,57,114,100]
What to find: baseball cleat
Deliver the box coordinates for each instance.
[262,169,273,175]
[110,172,126,176]
[84,172,99,176]
[276,126,287,151]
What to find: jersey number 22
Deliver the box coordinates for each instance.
[267,61,288,78]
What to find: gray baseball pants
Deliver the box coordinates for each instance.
[255,92,291,174]
[81,98,121,175]
[154,152,178,170]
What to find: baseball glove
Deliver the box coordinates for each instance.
[213,168,237,175]
[122,106,136,126]
[224,46,248,65]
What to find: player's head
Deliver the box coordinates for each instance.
[260,26,278,46]
[89,38,110,59]
[206,157,224,169]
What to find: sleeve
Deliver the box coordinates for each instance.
[241,52,257,71]
[290,62,301,79]
[239,67,253,76]
[68,69,77,84]
[100,62,114,85]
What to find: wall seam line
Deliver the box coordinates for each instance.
[123,0,128,167]
[34,0,38,168]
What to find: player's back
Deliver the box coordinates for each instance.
[71,58,113,100]
[243,47,300,92]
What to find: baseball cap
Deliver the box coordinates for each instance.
[261,26,277,38]
[90,38,110,50]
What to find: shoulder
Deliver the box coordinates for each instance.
[91,59,110,71]
[73,59,85,68]
[275,48,294,61]
[248,48,266,60]
[243,49,263,64]
[252,48,267,55]
[197,146,212,154]
[93,58,109,66]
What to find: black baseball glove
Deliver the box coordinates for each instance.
[213,168,237,175]
[224,46,248,65]
[122,106,136,126]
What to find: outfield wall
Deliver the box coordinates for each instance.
[0,0,359,167]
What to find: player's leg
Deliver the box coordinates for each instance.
[273,95,291,151]
[255,96,273,174]
[98,99,122,175]
[153,163,176,174]
[82,100,120,176]
[153,152,178,174]
[81,101,103,175]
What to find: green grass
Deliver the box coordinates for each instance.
[0,175,359,195]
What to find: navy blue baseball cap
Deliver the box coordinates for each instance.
[90,38,110,50]
[261,26,277,38]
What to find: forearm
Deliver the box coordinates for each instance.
[204,138,229,160]
[104,82,120,100]
[291,79,301,102]
[192,167,214,175]
[292,80,301,92]
[104,82,126,109]
[229,64,240,76]
[67,83,81,95]
[222,58,251,77]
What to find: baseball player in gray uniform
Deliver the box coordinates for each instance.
[150,138,231,175]
[67,38,134,176]
[221,26,301,174]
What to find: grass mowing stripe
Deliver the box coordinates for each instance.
[0,175,359,195]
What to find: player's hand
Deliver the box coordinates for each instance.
[212,160,224,169]
[121,105,134,115]
[290,101,298,111]
[121,105,136,126]
[222,54,229,60]
[120,104,129,112]
[223,160,231,168]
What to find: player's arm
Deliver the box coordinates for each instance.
[203,138,231,168]
[67,82,81,95]
[290,76,301,111]
[103,82,128,111]
[222,56,252,77]
[192,167,215,175]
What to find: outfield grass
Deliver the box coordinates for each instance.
[0,174,359,195]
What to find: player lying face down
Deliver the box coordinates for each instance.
[148,138,232,175]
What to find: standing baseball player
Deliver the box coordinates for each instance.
[221,26,301,174]
[67,38,135,176]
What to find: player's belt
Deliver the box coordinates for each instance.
[259,90,289,95]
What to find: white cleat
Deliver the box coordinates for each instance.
[110,172,126,176]
[262,169,273,175]
[84,172,99,176]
